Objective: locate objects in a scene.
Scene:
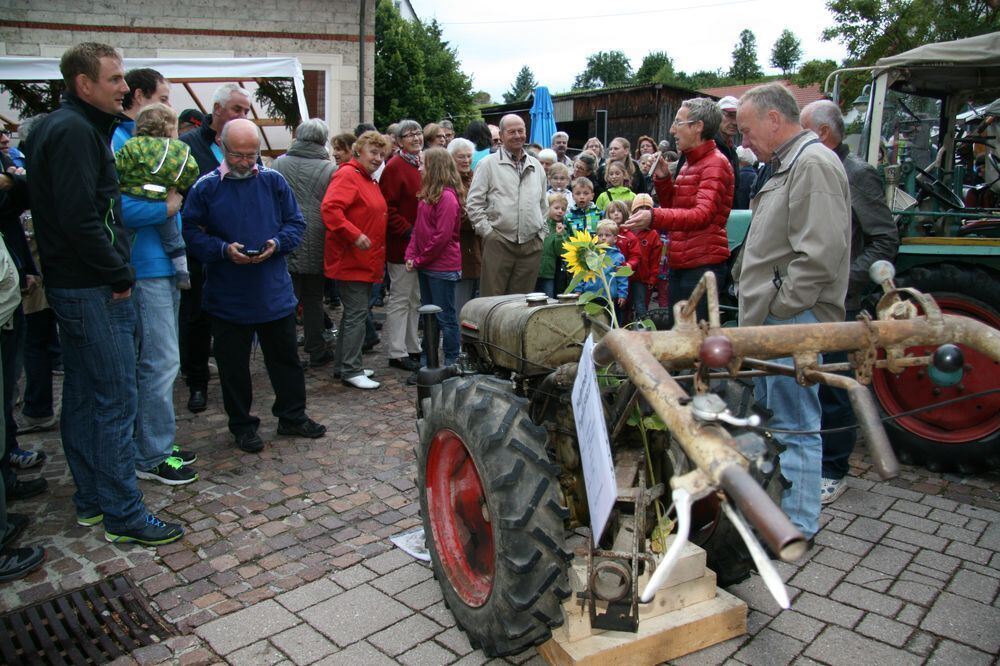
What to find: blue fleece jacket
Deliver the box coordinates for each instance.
[574,246,629,300]
[181,167,304,324]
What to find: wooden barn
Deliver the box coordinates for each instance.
[479,81,706,152]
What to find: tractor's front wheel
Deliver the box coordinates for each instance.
[417,376,572,657]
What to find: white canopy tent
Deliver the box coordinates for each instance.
[0,56,309,154]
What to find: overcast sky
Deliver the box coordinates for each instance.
[413,0,851,101]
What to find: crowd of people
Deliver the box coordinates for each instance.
[0,41,899,583]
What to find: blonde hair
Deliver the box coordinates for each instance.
[596,219,619,235]
[548,162,570,179]
[135,103,177,138]
[604,200,631,223]
[418,147,465,205]
[353,130,391,155]
[547,192,568,208]
[571,177,594,192]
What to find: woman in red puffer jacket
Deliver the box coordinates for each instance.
[623,97,733,321]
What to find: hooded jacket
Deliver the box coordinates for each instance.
[322,158,387,283]
[651,139,733,270]
[271,140,337,275]
[24,93,134,292]
[405,187,462,273]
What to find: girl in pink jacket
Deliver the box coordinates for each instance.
[405,147,465,367]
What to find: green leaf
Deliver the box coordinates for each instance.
[642,414,667,431]
[577,290,599,304]
[565,274,583,294]
[614,265,634,278]
[583,302,605,317]
[585,252,604,272]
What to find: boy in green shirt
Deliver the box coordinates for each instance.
[537,193,569,297]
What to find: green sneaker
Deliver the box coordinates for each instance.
[171,444,197,466]
[105,514,184,546]
[136,457,198,486]
[77,513,103,527]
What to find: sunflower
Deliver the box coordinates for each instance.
[561,229,602,282]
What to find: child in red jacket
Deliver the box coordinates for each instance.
[617,194,662,322]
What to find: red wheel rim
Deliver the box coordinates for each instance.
[872,295,1000,444]
[425,429,495,607]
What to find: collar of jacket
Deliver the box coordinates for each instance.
[497,148,533,168]
[681,139,717,164]
[347,158,378,181]
[61,92,120,138]
[285,140,330,161]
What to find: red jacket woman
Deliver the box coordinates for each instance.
[322,157,387,283]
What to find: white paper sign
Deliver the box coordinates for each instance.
[571,334,618,546]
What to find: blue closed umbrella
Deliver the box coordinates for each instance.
[529,86,558,148]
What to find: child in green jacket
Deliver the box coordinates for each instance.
[537,194,569,297]
[596,160,637,211]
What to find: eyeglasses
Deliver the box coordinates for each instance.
[671,120,699,127]
[401,132,422,139]
[223,143,259,161]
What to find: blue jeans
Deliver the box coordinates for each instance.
[753,309,823,538]
[133,278,180,471]
[418,270,460,366]
[631,282,650,320]
[47,286,146,532]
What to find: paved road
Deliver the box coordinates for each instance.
[4,340,999,665]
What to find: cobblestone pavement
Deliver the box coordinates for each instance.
[4,334,999,665]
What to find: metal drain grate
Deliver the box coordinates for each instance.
[0,574,174,665]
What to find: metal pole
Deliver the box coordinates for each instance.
[358,0,366,126]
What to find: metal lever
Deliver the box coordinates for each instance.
[691,393,762,428]
[640,488,691,603]
[721,499,791,609]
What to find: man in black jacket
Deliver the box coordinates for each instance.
[24,42,183,546]
[178,83,252,414]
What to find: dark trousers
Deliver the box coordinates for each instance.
[291,272,327,361]
[820,311,860,480]
[180,256,212,390]
[22,308,57,418]
[211,313,307,436]
[668,262,729,323]
[1,308,24,486]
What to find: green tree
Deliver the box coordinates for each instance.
[374,0,475,129]
[635,51,674,83]
[823,0,1000,63]
[503,66,537,103]
[729,29,764,84]
[793,58,839,87]
[672,69,731,90]
[770,29,803,77]
[572,51,633,90]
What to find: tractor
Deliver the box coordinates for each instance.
[823,32,1000,471]
[413,265,1000,657]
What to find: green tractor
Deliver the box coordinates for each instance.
[823,32,1000,472]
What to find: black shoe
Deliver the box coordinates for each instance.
[105,514,184,546]
[136,457,198,486]
[409,352,421,361]
[276,418,327,439]
[0,546,46,582]
[362,337,380,353]
[389,357,419,371]
[235,431,264,453]
[309,351,335,368]
[2,514,29,549]
[5,477,48,502]
[406,370,420,386]
[171,444,197,466]
[187,389,207,413]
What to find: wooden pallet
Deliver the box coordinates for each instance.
[538,539,747,665]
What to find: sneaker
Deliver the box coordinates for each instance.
[105,514,184,546]
[9,447,47,470]
[342,375,380,390]
[0,546,46,582]
[136,457,198,486]
[171,444,197,466]
[332,368,374,379]
[5,477,48,502]
[16,413,58,434]
[76,513,103,527]
[236,431,264,453]
[2,514,29,549]
[820,477,848,505]
[276,418,327,439]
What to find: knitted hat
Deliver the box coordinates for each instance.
[631,193,654,212]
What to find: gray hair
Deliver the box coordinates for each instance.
[295,117,330,146]
[740,82,800,123]
[395,119,421,140]
[551,130,568,143]
[438,119,454,130]
[537,148,557,162]
[212,82,251,108]
[447,137,475,155]
[681,97,722,141]
[801,100,845,141]
[16,113,48,142]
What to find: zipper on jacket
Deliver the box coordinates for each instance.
[104,197,117,244]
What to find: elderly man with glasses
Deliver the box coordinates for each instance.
[182,119,326,454]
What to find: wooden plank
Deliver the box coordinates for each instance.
[538,590,747,666]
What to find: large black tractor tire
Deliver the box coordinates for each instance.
[874,264,1000,472]
[416,376,572,657]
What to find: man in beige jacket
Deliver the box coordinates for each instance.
[467,114,548,296]
[734,82,851,540]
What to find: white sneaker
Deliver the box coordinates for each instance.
[820,477,848,505]
[342,374,380,390]
[334,369,374,379]
[16,413,58,434]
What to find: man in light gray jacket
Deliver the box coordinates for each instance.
[734,83,851,540]
[467,114,548,296]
